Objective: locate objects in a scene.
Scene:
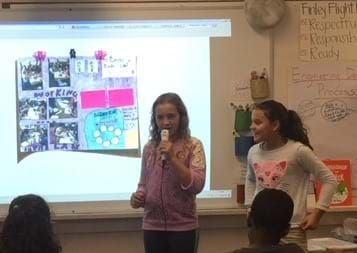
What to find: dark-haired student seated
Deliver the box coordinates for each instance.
[0,194,62,253]
[227,189,304,253]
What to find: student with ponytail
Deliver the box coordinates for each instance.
[245,100,337,252]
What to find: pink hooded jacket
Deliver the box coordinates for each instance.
[137,137,206,231]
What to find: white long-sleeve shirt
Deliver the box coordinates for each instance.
[245,140,337,225]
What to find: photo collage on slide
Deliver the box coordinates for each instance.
[17,51,139,157]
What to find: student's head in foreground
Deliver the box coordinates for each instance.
[248,188,294,245]
[0,194,61,253]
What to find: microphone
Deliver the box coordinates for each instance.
[160,129,169,161]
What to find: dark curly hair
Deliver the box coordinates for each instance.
[0,194,62,253]
[149,92,190,145]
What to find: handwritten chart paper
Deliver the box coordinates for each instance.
[299,1,357,61]
[288,64,357,188]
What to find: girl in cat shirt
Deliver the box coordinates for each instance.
[130,93,206,253]
[245,100,337,252]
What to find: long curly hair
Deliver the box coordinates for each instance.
[0,194,62,253]
[149,92,190,145]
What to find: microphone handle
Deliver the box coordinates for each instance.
[160,129,169,161]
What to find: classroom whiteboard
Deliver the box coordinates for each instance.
[288,63,357,190]
[0,1,271,217]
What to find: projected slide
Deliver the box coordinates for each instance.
[17,54,139,158]
[0,19,231,204]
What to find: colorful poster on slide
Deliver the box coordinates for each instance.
[17,52,139,161]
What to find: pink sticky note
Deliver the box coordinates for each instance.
[108,88,134,107]
[80,90,106,109]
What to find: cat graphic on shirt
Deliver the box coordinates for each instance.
[253,161,287,188]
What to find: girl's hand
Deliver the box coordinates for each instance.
[130,191,145,209]
[300,208,324,230]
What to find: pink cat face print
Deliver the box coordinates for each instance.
[253,161,287,188]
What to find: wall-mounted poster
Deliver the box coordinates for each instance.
[315,160,352,207]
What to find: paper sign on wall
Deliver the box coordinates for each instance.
[315,160,352,206]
